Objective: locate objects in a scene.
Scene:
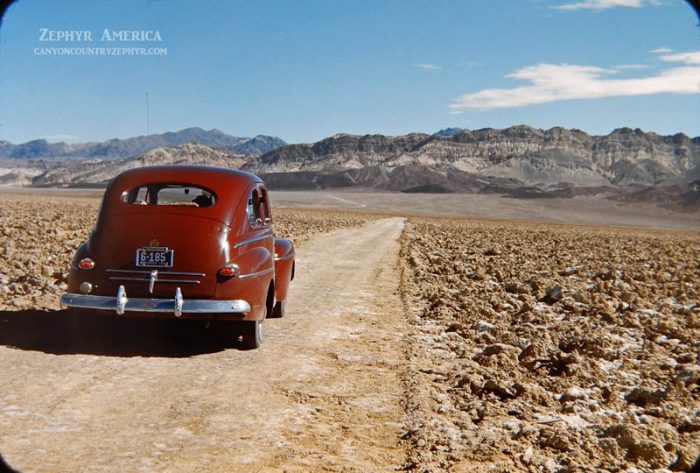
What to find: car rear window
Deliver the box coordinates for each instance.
[121,183,216,207]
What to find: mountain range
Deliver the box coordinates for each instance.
[245,125,699,186]
[3,125,699,210]
[0,127,286,160]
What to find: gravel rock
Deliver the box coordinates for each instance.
[471,320,496,332]
[624,387,666,406]
[541,285,563,304]
[559,387,588,402]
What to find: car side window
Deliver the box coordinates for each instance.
[246,187,272,228]
[259,187,271,224]
[247,189,260,226]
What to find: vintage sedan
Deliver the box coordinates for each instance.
[60,165,295,348]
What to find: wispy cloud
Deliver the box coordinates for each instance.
[613,64,649,70]
[658,51,700,65]
[412,63,441,70]
[449,51,700,111]
[552,0,655,11]
[651,47,673,54]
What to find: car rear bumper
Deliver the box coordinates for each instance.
[60,287,250,318]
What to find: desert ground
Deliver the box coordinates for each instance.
[0,190,698,472]
[269,191,700,231]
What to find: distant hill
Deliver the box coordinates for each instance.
[433,127,463,137]
[30,142,247,187]
[0,127,286,160]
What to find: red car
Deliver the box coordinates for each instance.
[60,165,295,348]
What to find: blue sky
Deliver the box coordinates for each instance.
[0,0,698,144]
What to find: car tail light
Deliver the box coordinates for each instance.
[79,258,95,269]
[218,263,240,277]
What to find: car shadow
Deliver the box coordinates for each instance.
[0,310,246,357]
[0,452,22,473]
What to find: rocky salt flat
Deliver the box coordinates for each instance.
[400,218,700,472]
[0,192,698,472]
[0,195,99,311]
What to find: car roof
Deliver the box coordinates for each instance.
[110,165,263,191]
[99,165,265,226]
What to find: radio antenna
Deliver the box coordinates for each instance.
[145,92,150,136]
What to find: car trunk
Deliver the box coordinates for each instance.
[93,212,228,299]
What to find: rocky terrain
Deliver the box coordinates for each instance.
[0,127,285,160]
[0,193,374,312]
[400,218,700,472]
[0,192,698,471]
[0,195,98,312]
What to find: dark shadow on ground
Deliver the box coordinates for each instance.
[0,451,21,473]
[0,310,247,357]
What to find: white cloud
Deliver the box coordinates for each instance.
[651,47,673,54]
[613,64,649,70]
[449,51,700,111]
[412,63,441,70]
[552,0,655,11]
[658,51,700,65]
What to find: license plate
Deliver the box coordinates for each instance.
[135,247,174,267]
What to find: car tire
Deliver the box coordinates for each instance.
[241,320,263,349]
[270,299,286,318]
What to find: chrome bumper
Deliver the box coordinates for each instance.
[60,285,250,317]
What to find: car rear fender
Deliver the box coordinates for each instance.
[273,238,295,303]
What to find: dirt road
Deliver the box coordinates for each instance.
[0,218,408,473]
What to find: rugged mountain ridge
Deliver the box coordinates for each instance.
[244,126,700,188]
[0,127,286,160]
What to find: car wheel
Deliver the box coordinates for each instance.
[241,320,263,349]
[270,299,286,318]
